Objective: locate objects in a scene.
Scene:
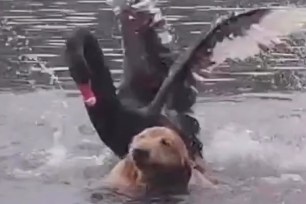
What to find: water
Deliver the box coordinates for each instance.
[1,0,306,203]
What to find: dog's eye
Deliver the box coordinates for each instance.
[160,139,171,147]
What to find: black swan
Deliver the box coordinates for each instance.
[65,28,205,171]
[114,6,201,153]
[65,7,305,170]
[116,8,196,111]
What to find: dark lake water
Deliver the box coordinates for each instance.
[1,0,306,203]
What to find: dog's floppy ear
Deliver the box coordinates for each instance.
[179,157,193,185]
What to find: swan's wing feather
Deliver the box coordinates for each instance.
[148,7,306,113]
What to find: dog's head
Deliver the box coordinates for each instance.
[128,127,192,190]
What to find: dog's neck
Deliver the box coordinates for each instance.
[140,164,192,193]
[123,156,191,194]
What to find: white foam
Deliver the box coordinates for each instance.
[205,124,306,173]
[45,144,67,166]
[9,148,114,181]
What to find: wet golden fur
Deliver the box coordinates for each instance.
[103,127,217,194]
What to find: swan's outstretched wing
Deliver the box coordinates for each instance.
[115,5,198,113]
[148,7,306,113]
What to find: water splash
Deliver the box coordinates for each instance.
[205,124,306,176]
[1,6,116,183]
[45,124,67,166]
[18,52,73,166]
[32,59,70,166]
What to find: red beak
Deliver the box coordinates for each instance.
[78,83,97,106]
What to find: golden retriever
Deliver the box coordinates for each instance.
[103,127,217,195]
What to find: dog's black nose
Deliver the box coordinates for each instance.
[132,148,149,161]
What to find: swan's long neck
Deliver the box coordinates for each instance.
[82,31,120,109]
